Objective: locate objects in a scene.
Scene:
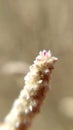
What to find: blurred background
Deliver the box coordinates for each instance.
[0,0,73,130]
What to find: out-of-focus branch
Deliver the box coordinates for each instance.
[0,50,58,130]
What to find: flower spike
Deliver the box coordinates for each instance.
[0,50,58,130]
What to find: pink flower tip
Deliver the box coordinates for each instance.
[35,50,58,64]
[39,50,51,59]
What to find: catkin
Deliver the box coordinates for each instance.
[0,50,58,130]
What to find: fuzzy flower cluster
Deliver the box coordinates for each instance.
[0,50,58,130]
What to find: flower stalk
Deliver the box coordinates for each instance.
[0,50,58,130]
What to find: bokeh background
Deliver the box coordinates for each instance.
[0,0,73,130]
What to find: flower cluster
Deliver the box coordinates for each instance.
[0,50,58,130]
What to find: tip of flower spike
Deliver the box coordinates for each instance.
[33,50,58,68]
[39,50,51,58]
[36,50,58,62]
[36,50,51,61]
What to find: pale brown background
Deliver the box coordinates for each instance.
[0,0,73,130]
